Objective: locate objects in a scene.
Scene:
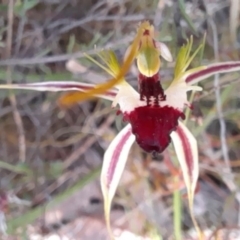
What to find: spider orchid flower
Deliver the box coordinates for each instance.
[0,21,240,238]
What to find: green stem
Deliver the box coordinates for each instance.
[173,175,182,240]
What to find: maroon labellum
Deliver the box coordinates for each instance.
[125,105,184,153]
[124,73,185,153]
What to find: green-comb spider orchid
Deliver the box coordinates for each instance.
[0,21,240,239]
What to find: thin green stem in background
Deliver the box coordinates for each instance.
[0,161,31,175]
[173,175,182,240]
[178,0,198,36]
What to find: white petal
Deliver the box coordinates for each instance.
[112,83,146,113]
[155,41,173,62]
[0,82,117,101]
[162,80,202,111]
[101,124,135,236]
[170,121,199,205]
[171,122,203,238]
[185,61,240,85]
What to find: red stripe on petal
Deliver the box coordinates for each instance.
[106,129,132,187]
[186,62,240,84]
[20,83,117,97]
[55,84,116,97]
[175,124,193,177]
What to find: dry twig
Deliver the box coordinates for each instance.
[6,0,26,162]
[63,114,115,169]
[209,15,240,225]
[230,0,240,44]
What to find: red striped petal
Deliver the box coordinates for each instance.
[170,121,203,237]
[186,61,240,85]
[170,121,198,205]
[0,82,117,101]
[100,124,135,238]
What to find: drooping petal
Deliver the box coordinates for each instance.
[185,61,240,85]
[100,124,135,238]
[170,121,198,208]
[0,82,117,102]
[170,121,203,238]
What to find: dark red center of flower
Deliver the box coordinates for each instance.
[124,73,185,153]
[143,29,150,35]
[139,73,166,104]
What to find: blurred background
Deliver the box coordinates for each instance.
[0,0,240,239]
